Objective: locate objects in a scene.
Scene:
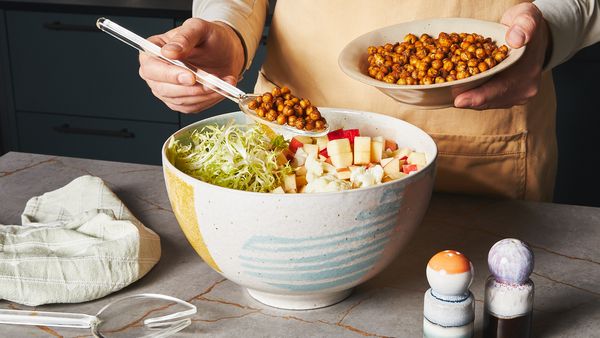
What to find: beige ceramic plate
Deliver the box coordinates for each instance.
[338,18,525,108]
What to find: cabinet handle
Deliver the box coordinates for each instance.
[53,124,135,138]
[43,21,100,32]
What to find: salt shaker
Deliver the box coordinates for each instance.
[423,250,475,338]
[483,238,534,338]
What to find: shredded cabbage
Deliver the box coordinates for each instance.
[168,121,292,192]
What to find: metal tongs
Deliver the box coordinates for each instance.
[96,17,329,137]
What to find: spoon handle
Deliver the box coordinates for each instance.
[96,17,247,103]
[0,309,97,328]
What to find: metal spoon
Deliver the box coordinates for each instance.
[96,18,329,137]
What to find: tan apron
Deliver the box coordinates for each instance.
[254,0,557,201]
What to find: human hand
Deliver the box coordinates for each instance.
[139,18,245,113]
[454,2,550,109]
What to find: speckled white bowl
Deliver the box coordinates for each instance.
[338,18,525,108]
[162,109,437,310]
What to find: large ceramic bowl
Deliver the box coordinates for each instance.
[162,109,437,310]
[339,18,525,108]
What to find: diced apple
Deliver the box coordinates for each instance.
[295,175,308,188]
[372,136,384,143]
[336,168,351,180]
[294,135,314,144]
[385,139,398,151]
[323,162,337,173]
[393,147,411,159]
[353,137,371,153]
[370,141,384,163]
[303,143,319,157]
[402,164,418,174]
[327,139,351,156]
[407,152,427,166]
[289,137,305,153]
[295,166,307,176]
[319,154,327,161]
[315,136,329,151]
[387,171,408,180]
[270,186,285,194]
[354,151,370,165]
[282,174,297,193]
[383,158,400,176]
[330,152,353,168]
[276,152,289,166]
[380,157,395,167]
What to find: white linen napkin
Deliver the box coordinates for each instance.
[0,175,161,306]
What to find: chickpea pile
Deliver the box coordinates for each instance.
[247,87,327,131]
[367,32,509,85]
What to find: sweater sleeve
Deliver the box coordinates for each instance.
[192,0,268,70]
[534,0,600,69]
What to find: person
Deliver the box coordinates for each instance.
[139,0,600,201]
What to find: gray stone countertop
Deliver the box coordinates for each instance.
[0,151,598,337]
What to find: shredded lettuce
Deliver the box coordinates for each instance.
[167,121,292,193]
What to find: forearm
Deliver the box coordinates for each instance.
[193,0,268,70]
[534,0,600,69]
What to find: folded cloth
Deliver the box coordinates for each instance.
[0,175,161,306]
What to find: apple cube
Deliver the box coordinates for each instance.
[380,157,395,168]
[330,152,353,169]
[276,152,289,166]
[393,147,411,159]
[289,137,305,153]
[315,136,329,151]
[282,174,297,193]
[295,175,308,188]
[372,136,384,143]
[370,141,384,163]
[387,171,408,180]
[295,166,307,176]
[354,151,370,165]
[327,139,351,156]
[354,137,371,152]
[383,158,400,176]
[270,186,285,194]
[303,143,319,157]
[407,152,427,165]
[385,139,398,151]
[294,135,314,144]
[402,164,418,174]
[336,168,351,180]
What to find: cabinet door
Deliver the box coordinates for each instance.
[17,111,178,164]
[7,11,177,123]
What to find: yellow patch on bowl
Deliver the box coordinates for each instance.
[164,167,221,272]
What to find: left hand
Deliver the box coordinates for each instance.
[454,2,550,109]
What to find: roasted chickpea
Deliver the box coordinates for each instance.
[435,76,446,84]
[276,114,286,125]
[295,118,306,130]
[277,104,284,112]
[422,76,434,85]
[256,107,265,117]
[456,70,469,80]
[397,77,407,85]
[475,48,486,59]
[299,99,310,109]
[288,115,297,125]
[404,33,418,44]
[262,93,272,103]
[478,62,489,72]
[280,86,290,95]
[305,121,315,131]
[467,58,479,67]
[266,109,277,121]
[315,120,326,130]
[431,59,443,70]
[427,68,439,77]
[293,104,303,116]
[493,52,506,62]
[405,77,417,85]
[271,87,281,97]
[248,100,258,110]
[282,106,294,117]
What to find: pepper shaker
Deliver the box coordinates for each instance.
[483,238,534,338]
[423,250,475,338]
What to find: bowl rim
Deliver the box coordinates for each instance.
[162,108,438,198]
[338,17,526,90]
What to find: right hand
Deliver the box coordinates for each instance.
[139,18,245,113]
